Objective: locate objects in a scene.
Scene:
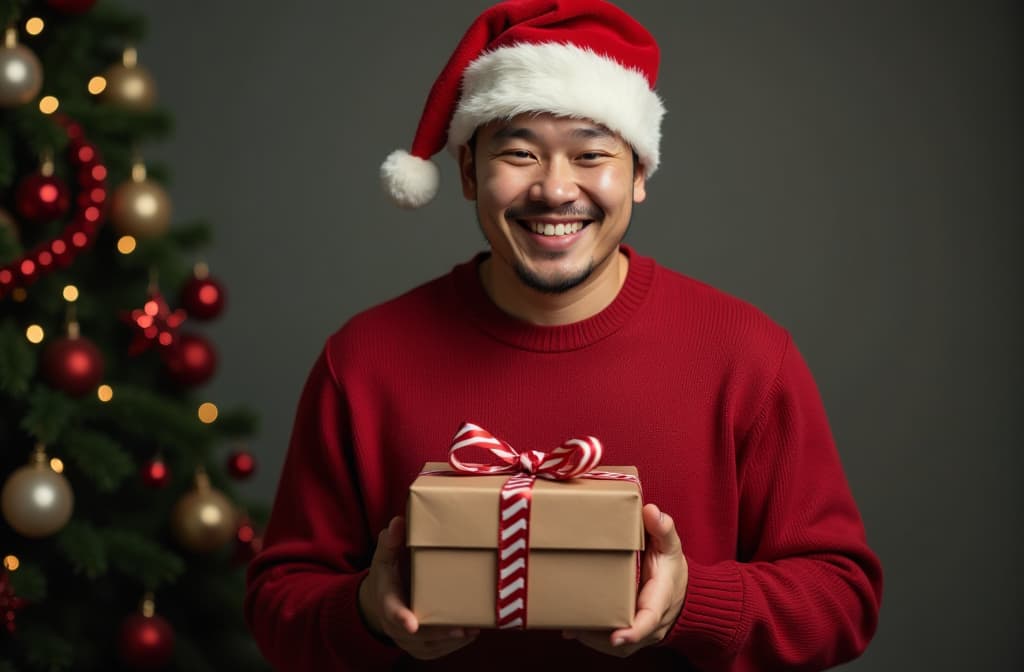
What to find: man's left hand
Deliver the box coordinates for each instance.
[563,502,688,657]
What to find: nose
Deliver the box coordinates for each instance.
[528,156,580,206]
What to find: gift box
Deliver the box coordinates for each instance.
[407,461,643,629]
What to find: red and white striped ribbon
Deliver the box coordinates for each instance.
[445,422,638,629]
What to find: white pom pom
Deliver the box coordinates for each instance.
[380,150,440,209]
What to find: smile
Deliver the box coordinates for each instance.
[519,220,589,237]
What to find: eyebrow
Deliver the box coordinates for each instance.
[489,124,616,143]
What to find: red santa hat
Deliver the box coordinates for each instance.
[381,0,666,208]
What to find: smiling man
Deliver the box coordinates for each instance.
[245,1,883,670]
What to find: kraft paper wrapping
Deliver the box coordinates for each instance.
[407,462,643,629]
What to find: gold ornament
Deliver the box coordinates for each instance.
[100,47,156,110]
[111,161,171,238]
[171,470,236,552]
[1,444,74,538]
[0,28,43,107]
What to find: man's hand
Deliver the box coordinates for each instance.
[563,503,688,657]
[358,516,479,660]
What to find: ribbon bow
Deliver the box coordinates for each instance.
[448,422,602,480]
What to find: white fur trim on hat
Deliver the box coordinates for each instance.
[447,43,665,176]
[381,150,441,209]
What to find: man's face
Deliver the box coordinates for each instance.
[458,113,646,296]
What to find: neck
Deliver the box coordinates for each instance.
[479,249,630,326]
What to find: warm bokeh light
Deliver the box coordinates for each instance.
[88,75,106,95]
[2,555,18,571]
[63,284,79,302]
[39,95,59,114]
[25,17,44,35]
[26,324,44,343]
[12,288,27,302]
[97,384,114,402]
[198,402,219,424]
[117,235,137,254]
[50,457,64,473]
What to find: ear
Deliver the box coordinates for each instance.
[632,162,648,204]
[458,144,477,201]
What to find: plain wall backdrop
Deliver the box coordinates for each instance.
[134,1,1021,669]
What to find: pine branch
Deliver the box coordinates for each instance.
[0,127,14,194]
[0,659,20,672]
[7,563,46,602]
[21,387,76,445]
[61,429,134,494]
[55,521,107,579]
[91,384,213,453]
[170,633,219,672]
[102,529,184,589]
[20,623,73,672]
[212,406,260,439]
[0,320,35,399]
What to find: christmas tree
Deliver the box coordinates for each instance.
[0,1,269,670]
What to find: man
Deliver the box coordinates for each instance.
[245,1,883,670]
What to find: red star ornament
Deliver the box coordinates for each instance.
[123,288,186,356]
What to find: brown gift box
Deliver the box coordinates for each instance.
[407,462,643,629]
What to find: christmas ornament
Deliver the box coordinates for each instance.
[226,448,256,480]
[1,444,74,538]
[123,283,186,355]
[41,319,104,397]
[15,158,71,223]
[111,161,171,238]
[46,0,98,13]
[179,263,225,320]
[0,571,27,634]
[171,470,236,553]
[141,456,170,489]
[0,115,108,300]
[162,332,216,387]
[0,28,43,107]
[231,515,263,566]
[100,47,156,110]
[117,594,174,670]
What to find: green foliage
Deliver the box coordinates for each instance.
[61,429,134,494]
[91,383,213,453]
[102,528,184,590]
[20,625,73,672]
[0,320,35,398]
[55,521,107,579]
[20,387,76,445]
[7,563,46,602]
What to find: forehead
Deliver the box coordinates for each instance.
[478,112,627,146]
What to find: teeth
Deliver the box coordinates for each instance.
[528,221,583,236]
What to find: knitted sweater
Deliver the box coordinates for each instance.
[245,245,882,671]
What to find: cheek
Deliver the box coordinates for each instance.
[588,165,633,210]
[481,168,530,208]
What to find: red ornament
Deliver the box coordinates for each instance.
[117,611,174,670]
[0,571,27,634]
[0,115,108,301]
[46,0,98,13]
[226,449,256,479]
[15,173,71,223]
[231,517,263,566]
[42,334,104,397]
[123,288,186,356]
[141,457,170,488]
[162,332,217,387]
[179,274,226,320]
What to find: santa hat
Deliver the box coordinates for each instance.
[381,0,665,209]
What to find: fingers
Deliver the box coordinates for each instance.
[382,591,418,635]
[642,503,682,555]
[374,516,405,566]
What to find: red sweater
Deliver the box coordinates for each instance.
[245,246,882,671]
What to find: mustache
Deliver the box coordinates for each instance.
[505,203,603,221]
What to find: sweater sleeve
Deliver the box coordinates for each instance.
[662,335,883,671]
[244,348,402,671]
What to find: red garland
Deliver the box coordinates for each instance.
[0,114,109,300]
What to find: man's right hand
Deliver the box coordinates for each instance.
[358,516,480,660]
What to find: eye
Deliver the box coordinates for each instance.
[578,152,607,162]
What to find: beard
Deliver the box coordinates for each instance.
[513,254,595,294]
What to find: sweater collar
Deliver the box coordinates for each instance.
[452,244,655,352]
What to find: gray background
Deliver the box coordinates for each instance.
[135,1,1021,669]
